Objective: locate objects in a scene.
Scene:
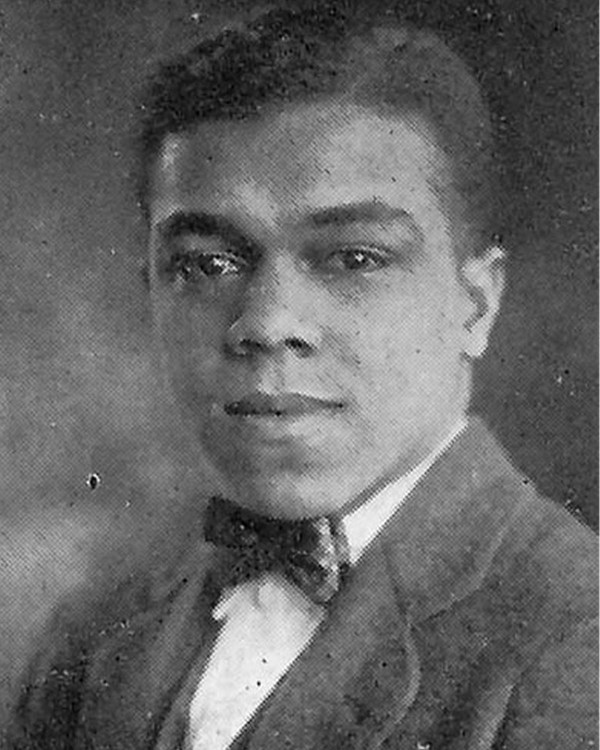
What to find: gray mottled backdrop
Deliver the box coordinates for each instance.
[0,0,596,717]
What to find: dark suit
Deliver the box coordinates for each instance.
[6,419,598,749]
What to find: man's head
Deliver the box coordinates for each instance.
[142,5,505,519]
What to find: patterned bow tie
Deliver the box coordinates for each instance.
[204,496,351,605]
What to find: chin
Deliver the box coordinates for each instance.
[228,471,346,520]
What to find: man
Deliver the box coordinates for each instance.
[7,4,597,749]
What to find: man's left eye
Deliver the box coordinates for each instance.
[324,247,389,272]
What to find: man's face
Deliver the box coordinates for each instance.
[148,102,496,519]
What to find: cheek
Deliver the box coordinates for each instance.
[343,284,464,385]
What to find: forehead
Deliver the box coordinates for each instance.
[149,102,449,226]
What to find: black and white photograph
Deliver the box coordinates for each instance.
[0,1,597,748]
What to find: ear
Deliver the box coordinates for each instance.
[460,244,506,359]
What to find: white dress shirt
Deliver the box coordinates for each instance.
[188,420,466,750]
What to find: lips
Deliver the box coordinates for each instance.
[224,392,344,418]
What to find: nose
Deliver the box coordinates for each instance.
[224,259,321,359]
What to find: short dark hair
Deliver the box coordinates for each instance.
[137,3,501,258]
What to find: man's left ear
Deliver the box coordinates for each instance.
[460,244,506,359]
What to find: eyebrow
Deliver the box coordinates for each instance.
[156,211,250,247]
[306,201,423,238]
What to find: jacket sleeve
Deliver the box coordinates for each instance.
[2,610,90,750]
[496,616,599,749]
[2,573,150,750]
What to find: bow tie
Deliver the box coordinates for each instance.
[204,496,351,605]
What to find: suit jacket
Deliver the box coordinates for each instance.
[6,419,598,749]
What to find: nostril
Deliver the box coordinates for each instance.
[237,338,266,356]
[285,337,312,357]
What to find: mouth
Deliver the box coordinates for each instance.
[224,392,345,419]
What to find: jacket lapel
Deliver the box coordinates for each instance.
[80,544,232,749]
[245,538,420,750]
[378,415,529,624]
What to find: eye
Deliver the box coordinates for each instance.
[323,246,390,273]
[167,250,249,282]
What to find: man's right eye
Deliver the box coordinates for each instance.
[167,251,249,281]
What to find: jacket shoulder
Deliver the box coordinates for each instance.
[487,479,597,623]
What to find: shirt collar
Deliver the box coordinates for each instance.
[342,418,468,565]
